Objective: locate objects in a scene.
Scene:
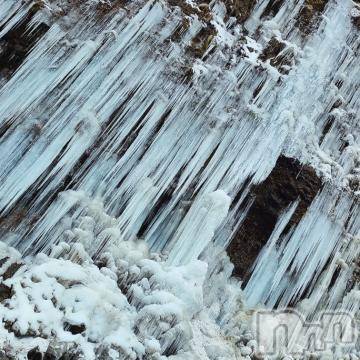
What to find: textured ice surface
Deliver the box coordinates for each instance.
[0,0,359,358]
[0,193,249,359]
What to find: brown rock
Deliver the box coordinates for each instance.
[228,155,322,280]
[295,0,329,35]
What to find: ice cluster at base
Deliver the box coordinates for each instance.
[0,192,253,360]
[0,192,358,359]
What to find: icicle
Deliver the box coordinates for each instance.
[167,190,231,266]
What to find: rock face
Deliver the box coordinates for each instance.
[228,156,322,279]
[221,0,257,22]
[0,7,49,79]
[296,0,330,35]
[258,37,295,75]
[260,0,285,19]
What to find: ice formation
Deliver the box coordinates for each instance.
[0,0,359,358]
[0,194,250,359]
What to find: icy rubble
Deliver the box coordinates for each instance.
[0,241,198,359]
[1,234,359,359]
[0,192,251,360]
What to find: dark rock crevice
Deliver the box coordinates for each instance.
[227,155,322,280]
[0,7,49,80]
[260,0,285,20]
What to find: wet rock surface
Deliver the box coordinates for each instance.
[228,155,323,280]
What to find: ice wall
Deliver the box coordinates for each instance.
[0,0,359,327]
